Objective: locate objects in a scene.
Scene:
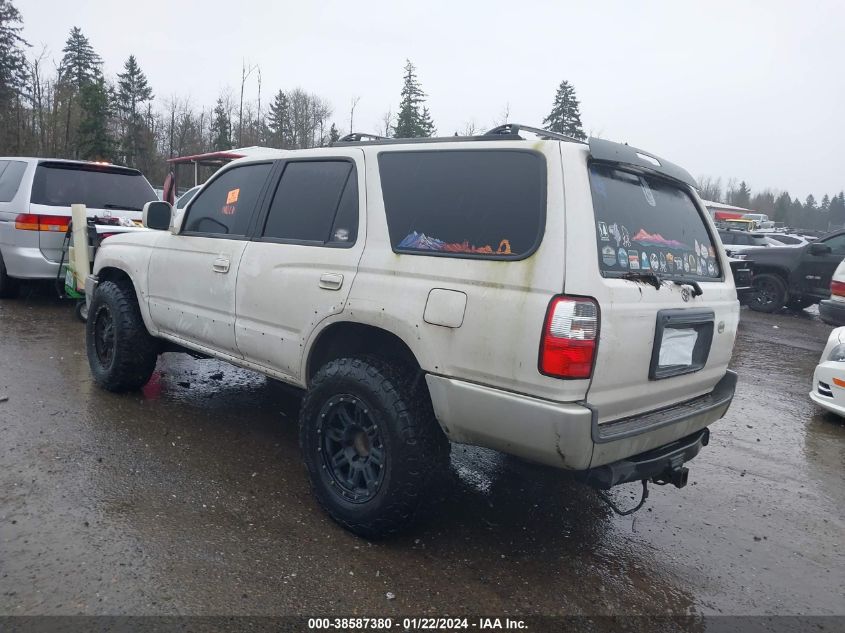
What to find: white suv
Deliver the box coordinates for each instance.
[84,125,739,536]
[0,158,158,297]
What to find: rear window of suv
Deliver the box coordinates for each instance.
[589,164,721,280]
[378,150,545,259]
[31,162,157,211]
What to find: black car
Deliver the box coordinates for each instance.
[743,229,845,313]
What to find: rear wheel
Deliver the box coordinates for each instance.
[299,357,450,538]
[749,274,787,313]
[86,280,158,391]
[0,251,19,298]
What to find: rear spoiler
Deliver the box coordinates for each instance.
[588,137,697,189]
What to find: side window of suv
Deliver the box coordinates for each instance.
[261,160,358,246]
[182,163,272,236]
[0,160,27,202]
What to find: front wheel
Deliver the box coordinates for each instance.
[749,274,787,313]
[86,280,158,391]
[299,357,450,538]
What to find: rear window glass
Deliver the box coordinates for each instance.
[378,150,545,259]
[589,164,721,280]
[31,163,157,211]
[0,160,26,202]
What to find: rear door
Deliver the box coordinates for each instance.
[29,162,157,262]
[147,161,273,355]
[796,232,845,298]
[563,149,739,424]
[234,150,365,381]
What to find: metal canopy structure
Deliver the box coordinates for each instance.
[163,146,274,203]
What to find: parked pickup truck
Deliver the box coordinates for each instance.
[84,126,739,536]
[745,229,845,313]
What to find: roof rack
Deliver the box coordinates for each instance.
[336,132,388,143]
[331,123,586,147]
[484,123,586,144]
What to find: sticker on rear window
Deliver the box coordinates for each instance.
[641,252,650,269]
[227,188,240,204]
[602,245,616,266]
[598,221,610,241]
[649,252,659,271]
[628,249,640,270]
[617,248,628,268]
[639,177,656,207]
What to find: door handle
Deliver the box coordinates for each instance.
[212,257,230,273]
[319,272,344,290]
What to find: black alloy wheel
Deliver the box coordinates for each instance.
[319,394,386,503]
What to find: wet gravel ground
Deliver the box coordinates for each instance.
[0,288,843,617]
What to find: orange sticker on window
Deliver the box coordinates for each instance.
[226,188,240,204]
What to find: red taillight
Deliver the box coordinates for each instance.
[15,213,70,232]
[539,296,599,379]
[832,280,845,298]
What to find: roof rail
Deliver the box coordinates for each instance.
[330,123,584,147]
[484,123,587,144]
[334,132,388,144]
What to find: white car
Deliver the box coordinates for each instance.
[85,125,740,536]
[810,326,845,416]
[819,258,845,326]
[0,158,157,297]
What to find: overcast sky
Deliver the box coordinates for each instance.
[17,0,845,199]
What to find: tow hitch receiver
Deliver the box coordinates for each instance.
[581,429,708,516]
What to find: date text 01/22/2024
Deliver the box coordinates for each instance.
[307,617,527,630]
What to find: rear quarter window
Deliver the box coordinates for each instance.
[589,164,721,280]
[378,150,546,260]
[0,160,27,202]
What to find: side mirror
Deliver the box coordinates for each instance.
[143,201,173,231]
[808,242,831,256]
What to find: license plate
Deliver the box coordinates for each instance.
[658,328,699,368]
[649,309,714,380]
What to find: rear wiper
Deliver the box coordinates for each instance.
[673,279,703,297]
[621,270,663,290]
[103,203,143,211]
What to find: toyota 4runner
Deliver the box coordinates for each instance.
[85,125,739,536]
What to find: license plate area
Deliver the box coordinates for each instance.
[649,309,714,380]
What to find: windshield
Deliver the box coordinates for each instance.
[589,163,721,280]
[31,162,157,211]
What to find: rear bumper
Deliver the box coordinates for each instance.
[425,370,737,473]
[579,428,708,489]
[819,299,845,327]
[0,243,60,279]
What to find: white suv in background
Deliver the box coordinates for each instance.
[84,125,740,536]
[0,158,157,297]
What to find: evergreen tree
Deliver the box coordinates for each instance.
[820,194,830,211]
[328,122,340,144]
[266,90,289,147]
[733,181,751,208]
[0,0,29,151]
[830,192,845,228]
[116,55,154,167]
[0,0,28,102]
[210,98,231,151]
[393,60,434,138]
[805,194,817,210]
[542,80,585,140]
[59,27,102,89]
[773,191,792,224]
[77,76,113,161]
